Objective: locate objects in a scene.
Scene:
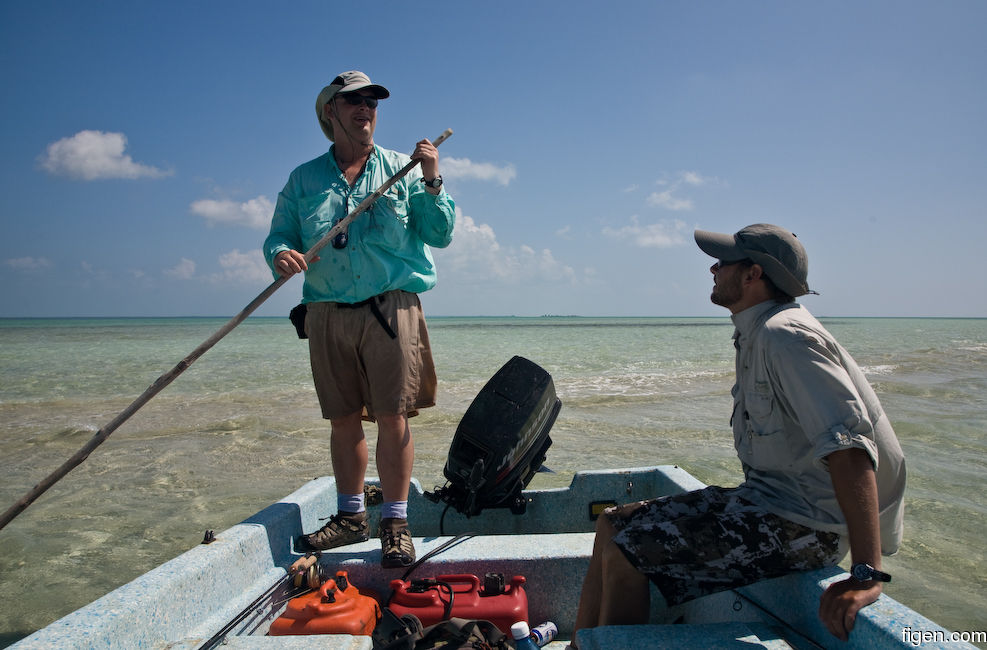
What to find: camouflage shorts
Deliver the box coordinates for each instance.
[606,486,843,606]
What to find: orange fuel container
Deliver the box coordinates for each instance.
[268,571,381,636]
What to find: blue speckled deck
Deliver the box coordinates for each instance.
[12,466,973,650]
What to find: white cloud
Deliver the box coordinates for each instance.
[442,157,516,186]
[646,171,719,211]
[647,190,694,211]
[164,248,273,285]
[680,171,708,186]
[602,217,689,248]
[163,250,270,285]
[4,256,52,271]
[39,130,171,180]
[190,196,274,229]
[211,249,271,285]
[164,258,196,280]
[433,209,576,285]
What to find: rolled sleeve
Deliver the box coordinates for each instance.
[815,423,880,470]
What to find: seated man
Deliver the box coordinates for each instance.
[573,223,906,643]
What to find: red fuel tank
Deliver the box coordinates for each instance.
[387,573,527,634]
[269,571,381,636]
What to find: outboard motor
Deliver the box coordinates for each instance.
[426,356,561,518]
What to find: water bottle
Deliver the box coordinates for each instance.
[530,621,558,646]
[510,622,539,650]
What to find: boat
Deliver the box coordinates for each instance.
[10,465,973,649]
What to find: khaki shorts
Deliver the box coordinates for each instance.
[606,486,843,606]
[306,291,437,421]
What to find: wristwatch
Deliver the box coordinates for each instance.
[423,175,443,189]
[850,563,892,583]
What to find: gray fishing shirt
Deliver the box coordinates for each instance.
[730,300,906,555]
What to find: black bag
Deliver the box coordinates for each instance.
[289,303,308,339]
[372,608,424,649]
[372,610,515,650]
[416,617,514,649]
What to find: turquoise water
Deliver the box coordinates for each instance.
[1,316,985,646]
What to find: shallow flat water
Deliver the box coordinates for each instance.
[1,316,984,646]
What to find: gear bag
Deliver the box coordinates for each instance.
[372,609,514,650]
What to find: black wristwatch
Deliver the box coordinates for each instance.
[850,563,892,583]
[423,175,443,189]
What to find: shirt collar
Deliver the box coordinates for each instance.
[731,300,790,347]
[327,144,378,173]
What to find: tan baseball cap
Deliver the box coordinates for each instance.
[315,71,390,141]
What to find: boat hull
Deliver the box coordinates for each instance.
[12,466,971,649]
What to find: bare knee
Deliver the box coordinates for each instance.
[330,412,364,438]
[375,413,410,441]
[594,511,618,540]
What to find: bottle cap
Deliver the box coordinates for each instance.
[510,621,531,640]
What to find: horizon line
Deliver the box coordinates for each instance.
[2,314,985,320]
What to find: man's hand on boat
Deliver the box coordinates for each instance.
[818,577,883,642]
[275,250,316,278]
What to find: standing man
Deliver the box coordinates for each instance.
[264,71,455,568]
[573,224,905,643]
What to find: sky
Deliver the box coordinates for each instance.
[1,1,984,318]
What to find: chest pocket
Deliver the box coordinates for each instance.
[737,381,793,471]
[361,185,410,251]
[298,191,346,251]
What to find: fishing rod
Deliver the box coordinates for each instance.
[0,129,454,532]
[198,554,323,649]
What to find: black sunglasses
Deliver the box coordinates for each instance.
[338,93,378,109]
[714,258,750,271]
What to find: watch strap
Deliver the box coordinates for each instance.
[851,563,891,582]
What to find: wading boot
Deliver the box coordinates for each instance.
[299,511,369,551]
[379,517,416,568]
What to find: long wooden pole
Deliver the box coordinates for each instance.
[0,129,453,532]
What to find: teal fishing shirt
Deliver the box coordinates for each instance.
[264,145,456,304]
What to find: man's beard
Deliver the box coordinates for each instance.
[710,272,743,308]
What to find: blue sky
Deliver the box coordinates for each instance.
[1,1,984,318]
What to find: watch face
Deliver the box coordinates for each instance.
[852,564,871,580]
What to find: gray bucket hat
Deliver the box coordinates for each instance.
[315,71,390,141]
[694,223,816,298]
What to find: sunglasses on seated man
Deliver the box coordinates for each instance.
[713,258,752,271]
